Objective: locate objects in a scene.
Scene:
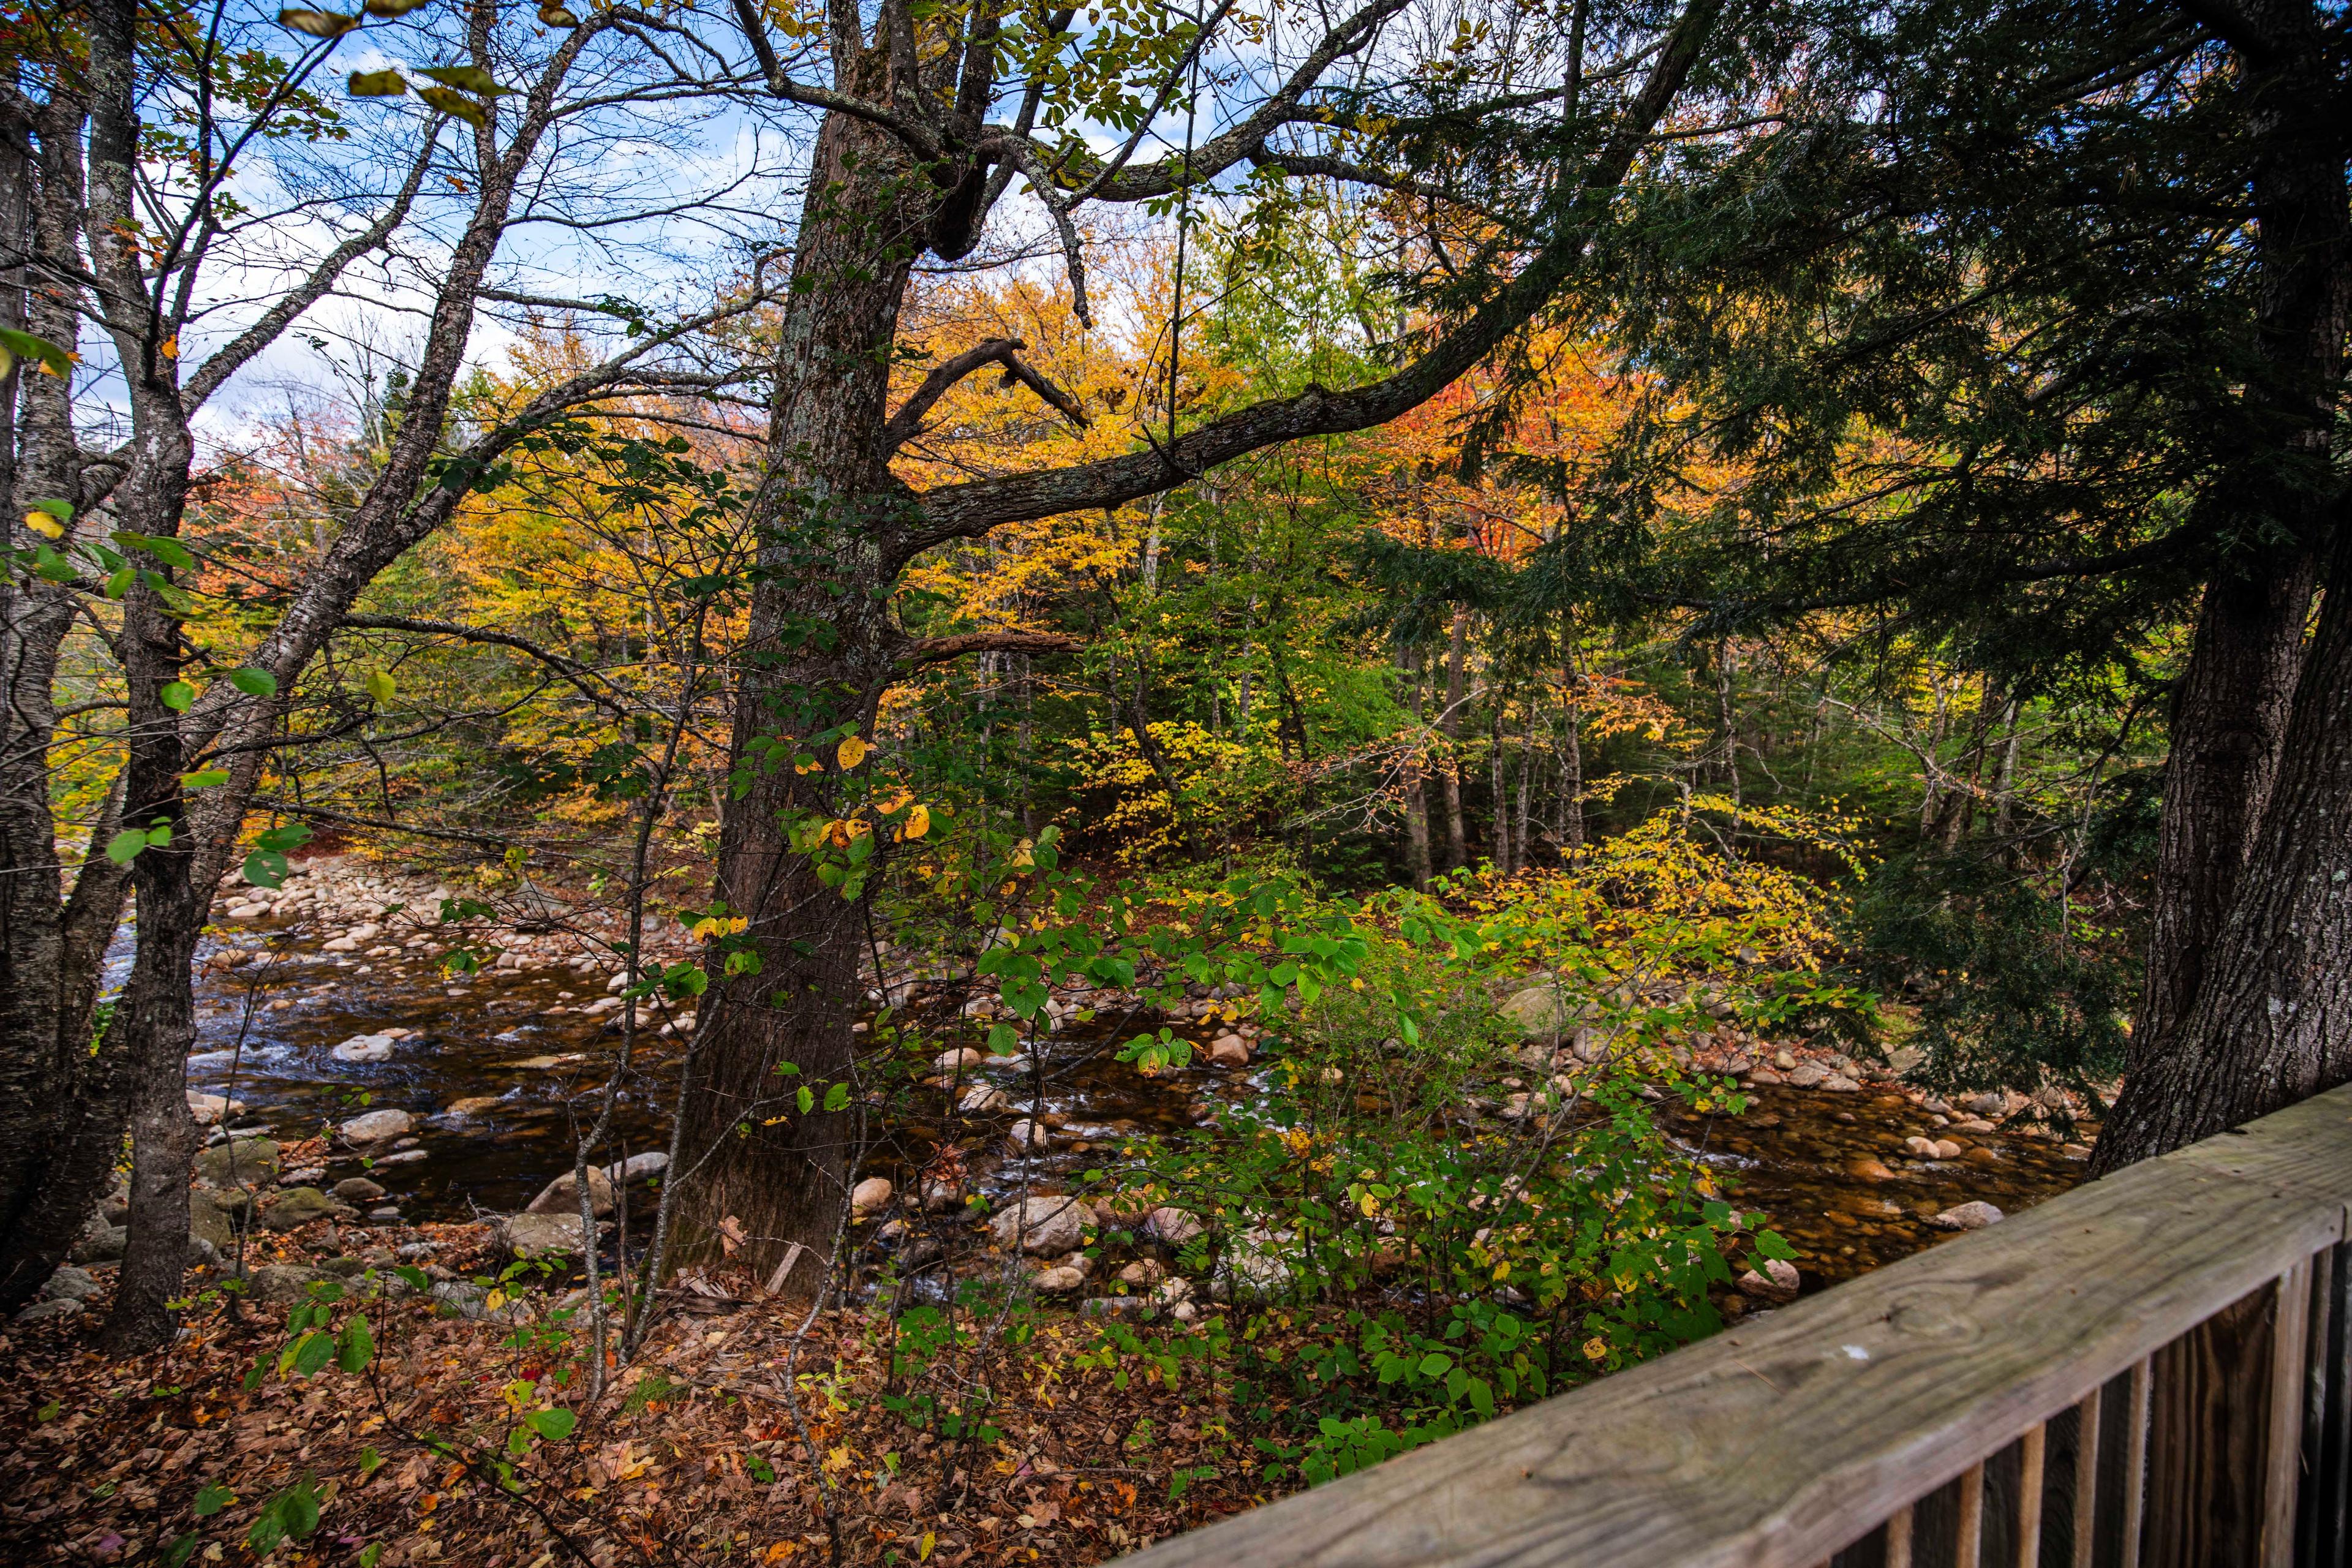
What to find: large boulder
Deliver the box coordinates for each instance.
[340,1109,413,1144]
[331,1033,397,1063]
[260,1187,349,1232]
[1736,1258,1801,1303]
[187,1188,245,1250]
[195,1137,279,1187]
[245,1264,331,1305]
[500,1212,589,1257]
[334,1177,387,1203]
[988,1195,1088,1256]
[1498,982,1574,1038]
[525,1166,614,1218]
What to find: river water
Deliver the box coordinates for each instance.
[178,899,2084,1295]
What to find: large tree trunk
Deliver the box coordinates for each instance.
[669,99,918,1291]
[2095,538,2352,1165]
[2128,556,2314,1075]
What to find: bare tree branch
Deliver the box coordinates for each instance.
[884,336,1088,449]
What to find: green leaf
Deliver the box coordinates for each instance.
[290,1330,336,1377]
[162,1534,199,1568]
[358,1446,383,1478]
[360,1545,384,1568]
[255,823,313,854]
[364,669,396,702]
[182,768,230,788]
[0,326,74,377]
[524,1407,576,1441]
[336,1314,374,1373]
[105,829,149,866]
[348,69,409,96]
[103,566,134,599]
[822,1082,851,1112]
[1417,1352,1453,1377]
[227,668,278,697]
[243,848,290,888]
[415,65,515,96]
[986,1021,1019,1055]
[194,1482,234,1517]
[795,1085,814,1115]
[159,680,195,712]
[111,530,196,571]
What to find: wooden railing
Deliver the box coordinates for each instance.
[1121,1082,2352,1567]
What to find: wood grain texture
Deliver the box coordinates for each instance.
[2146,1283,2275,1567]
[1115,1086,2352,1568]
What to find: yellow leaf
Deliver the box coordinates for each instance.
[157,336,178,360]
[25,511,64,539]
[903,804,930,840]
[836,734,870,769]
[917,1533,935,1562]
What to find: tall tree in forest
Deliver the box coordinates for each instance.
[1556,0,2346,1166]
[0,0,769,1341]
[673,0,1764,1286]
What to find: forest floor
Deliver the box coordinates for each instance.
[0,1219,1280,1568]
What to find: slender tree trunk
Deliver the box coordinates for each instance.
[1513,717,1533,870]
[1488,700,1510,875]
[1440,608,1469,870]
[1403,641,1431,889]
[1558,638,1585,854]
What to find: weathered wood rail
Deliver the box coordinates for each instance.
[1122,1083,2352,1567]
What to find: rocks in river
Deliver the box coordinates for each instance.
[1146,1207,1204,1248]
[279,1166,329,1186]
[850,1177,894,1215]
[340,1109,413,1144]
[2061,1142,2092,1159]
[260,1187,350,1231]
[608,1152,668,1182]
[196,1137,278,1186]
[934,1047,985,1074]
[1207,1035,1251,1068]
[1006,1118,1050,1154]
[186,1090,244,1125]
[372,1148,429,1167]
[1117,1259,1165,1288]
[988,1194,1088,1256]
[1819,1074,1862,1093]
[500,1211,589,1257]
[1032,1265,1085,1294]
[334,1177,386,1202]
[1844,1157,1895,1183]
[448,1096,503,1117]
[1736,1257,1800,1303]
[1902,1136,1940,1158]
[1961,1091,2007,1118]
[1785,1061,1830,1088]
[1773,1049,1798,1071]
[958,1084,1009,1115]
[331,1033,397,1063]
[526,1166,615,1218]
[1934,1139,1963,1160]
[923,1178,964,1213]
[1930,1200,2005,1231]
